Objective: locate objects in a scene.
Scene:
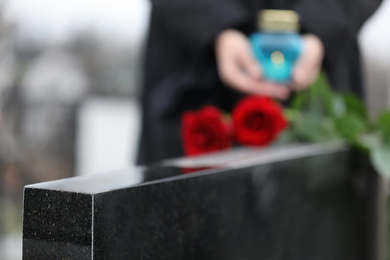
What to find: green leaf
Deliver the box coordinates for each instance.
[294,113,339,142]
[274,129,296,144]
[370,145,390,178]
[334,114,366,143]
[287,71,373,148]
[377,111,390,144]
[310,71,332,94]
[314,72,334,115]
[308,77,327,115]
[291,89,309,111]
[360,133,381,150]
[329,92,367,120]
[331,93,347,117]
[283,108,300,122]
[290,71,333,115]
[342,93,367,119]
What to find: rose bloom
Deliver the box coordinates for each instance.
[232,96,288,146]
[181,106,231,156]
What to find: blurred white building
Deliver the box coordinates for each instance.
[359,0,390,116]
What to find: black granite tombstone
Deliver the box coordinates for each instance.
[23,142,380,260]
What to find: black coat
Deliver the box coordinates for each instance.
[137,0,382,165]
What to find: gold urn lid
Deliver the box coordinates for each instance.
[258,9,300,32]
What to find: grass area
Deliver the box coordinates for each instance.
[0,198,23,260]
[0,198,23,235]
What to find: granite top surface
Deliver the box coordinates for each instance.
[25,141,347,194]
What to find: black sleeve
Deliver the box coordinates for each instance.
[293,0,382,95]
[151,0,252,53]
[294,0,382,57]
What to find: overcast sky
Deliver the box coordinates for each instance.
[4,0,151,45]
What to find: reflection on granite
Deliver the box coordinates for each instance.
[23,142,379,259]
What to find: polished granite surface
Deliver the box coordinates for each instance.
[24,142,346,193]
[23,142,379,260]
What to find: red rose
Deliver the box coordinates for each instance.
[181,106,232,156]
[232,96,288,146]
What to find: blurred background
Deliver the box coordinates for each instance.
[0,0,389,259]
[0,0,149,259]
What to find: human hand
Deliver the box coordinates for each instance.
[215,29,290,100]
[215,30,325,98]
[292,34,324,91]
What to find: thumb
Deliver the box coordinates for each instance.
[237,46,262,79]
[293,34,324,90]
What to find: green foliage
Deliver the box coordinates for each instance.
[334,114,366,144]
[283,71,390,179]
[371,146,390,178]
[343,93,367,119]
[377,111,390,144]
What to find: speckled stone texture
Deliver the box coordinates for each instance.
[23,189,92,259]
[23,143,379,260]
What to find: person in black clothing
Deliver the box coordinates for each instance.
[137,0,382,165]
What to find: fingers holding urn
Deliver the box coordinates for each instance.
[215,29,290,100]
[292,34,324,91]
[215,31,323,98]
[216,29,260,83]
